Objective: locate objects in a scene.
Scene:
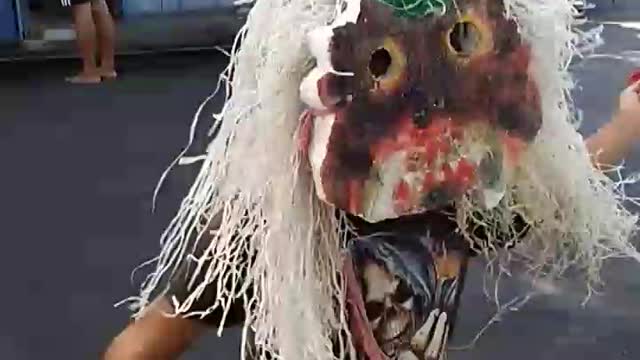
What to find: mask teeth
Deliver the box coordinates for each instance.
[410,308,440,351]
[425,312,448,360]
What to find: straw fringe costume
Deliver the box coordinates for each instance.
[125,1,640,359]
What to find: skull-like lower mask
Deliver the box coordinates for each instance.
[299,0,542,222]
[343,213,472,360]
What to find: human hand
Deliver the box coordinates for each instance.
[585,79,640,168]
[614,80,640,138]
[619,80,640,115]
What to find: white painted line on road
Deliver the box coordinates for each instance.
[178,155,207,165]
[600,21,640,31]
[582,51,640,66]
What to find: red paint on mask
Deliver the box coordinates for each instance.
[297,110,314,158]
[628,70,640,87]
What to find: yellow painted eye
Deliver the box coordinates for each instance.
[446,15,492,60]
[368,38,406,92]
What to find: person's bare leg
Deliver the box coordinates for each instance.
[67,2,101,84]
[91,0,117,79]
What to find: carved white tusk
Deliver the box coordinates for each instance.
[439,327,449,360]
[425,312,448,360]
[410,309,440,351]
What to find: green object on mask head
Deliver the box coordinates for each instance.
[375,0,451,18]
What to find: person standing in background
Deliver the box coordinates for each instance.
[61,0,117,84]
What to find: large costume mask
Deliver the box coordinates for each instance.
[297,2,542,358]
[300,0,542,222]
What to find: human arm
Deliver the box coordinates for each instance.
[103,213,249,359]
[102,297,209,360]
[586,81,640,169]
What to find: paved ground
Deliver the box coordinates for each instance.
[0,52,231,359]
[1,1,640,359]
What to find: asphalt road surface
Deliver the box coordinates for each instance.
[1,2,640,359]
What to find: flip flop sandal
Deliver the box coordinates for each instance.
[65,75,102,84]
[100,71,118,80]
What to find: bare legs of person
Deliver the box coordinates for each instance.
[92,0,117,79]
[66,2,100,84]
[66,0,116,84]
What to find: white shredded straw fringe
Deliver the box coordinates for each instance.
[124,1,355,359]
[119,0,639,359]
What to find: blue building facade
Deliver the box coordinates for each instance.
[123,0,231,16]
[0,0,237,45]
[0,0,20,43]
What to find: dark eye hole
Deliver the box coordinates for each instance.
[392,281,412,303]
[449,21,481,56]
[365,300,385,319]
[369,48,393,79]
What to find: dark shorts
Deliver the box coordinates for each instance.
[166,236,252,327]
